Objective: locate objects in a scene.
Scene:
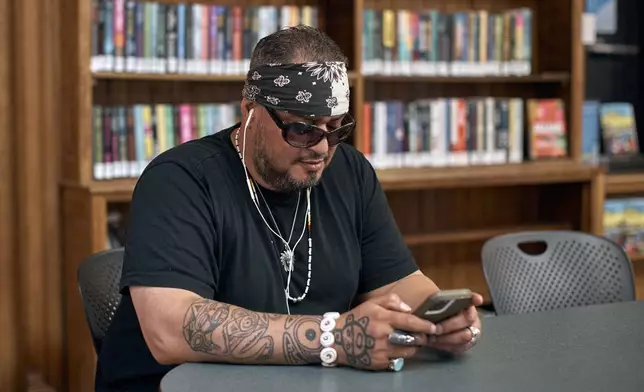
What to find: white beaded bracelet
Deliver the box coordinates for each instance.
[320,312,340,367]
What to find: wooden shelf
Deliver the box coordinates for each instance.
[404,223,572,245]
[377,160,601,191]
[92,71,359,84]
[606,172,644,195]
[628,253,644,263]
[91,71,564,85]
[70,161,601,200]
[364,72,570,84]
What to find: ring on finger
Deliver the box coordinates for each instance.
[388,330,417,346]
[388,357,405,372]
[467,326,481,346]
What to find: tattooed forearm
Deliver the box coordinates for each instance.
[181,298,323,365]
[183,299,274,361]
[282,315,324,364]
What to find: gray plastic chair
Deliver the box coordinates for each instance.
[77,247,124,354]
[481,231,635,316]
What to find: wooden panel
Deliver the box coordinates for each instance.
[0,0,22,389]
[377,160,598,190]
[385,179,591,304]
[13,0,49,378]
[633,262,644,301]
[63,189,109,392]
[411,242,492,301]
[568,0,584,161]
[41,0,64,387]
[606,173,644,195]
[60,0,92,185]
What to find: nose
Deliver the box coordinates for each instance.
[308,135,329,157]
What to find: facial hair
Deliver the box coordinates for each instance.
[252,121,324,193]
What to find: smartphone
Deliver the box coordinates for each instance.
[413,289,473,323]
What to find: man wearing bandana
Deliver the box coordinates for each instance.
[95,25,482,392]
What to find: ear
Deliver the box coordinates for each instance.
[240,98,255,117]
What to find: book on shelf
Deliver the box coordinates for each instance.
[604,197,644,256]
[582,100,643,172]
[526,98,568,160]
[91,0,318,75]
[361,97,524,169]
[92,102,240,180]
[582,100,601,164]
[599,102,639,156]
[362,7,532,77]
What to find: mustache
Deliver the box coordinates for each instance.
[298,153,329,162]
[298,153,328,162]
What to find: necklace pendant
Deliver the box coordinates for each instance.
[280,249,295,272]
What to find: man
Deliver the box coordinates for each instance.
[95,25,483,391]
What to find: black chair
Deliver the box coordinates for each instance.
[77,247,125,354]
[481,230,636,316]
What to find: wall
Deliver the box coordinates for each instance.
[0,0,64,390]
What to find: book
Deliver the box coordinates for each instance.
[526,99,567,160]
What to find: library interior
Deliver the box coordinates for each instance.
[2,0,644,391]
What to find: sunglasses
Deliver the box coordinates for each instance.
[265,106,356,148]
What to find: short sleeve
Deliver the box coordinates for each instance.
[119,161,218,299]
[357,159,419,294]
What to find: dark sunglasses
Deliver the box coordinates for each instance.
[264,106,355,148]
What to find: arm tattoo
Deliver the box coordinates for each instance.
[183,299,274,362]
[334,314,375,368]
[282,315,323,364]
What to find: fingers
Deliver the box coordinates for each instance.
[374,293,413,313]
[387,344,419,360]
[387,309,437,335]
[430,326,474,346]
[436,306,477,335]
[472,292,485,306]
[388,330,429,347]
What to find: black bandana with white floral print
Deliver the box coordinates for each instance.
[242,61,350,118]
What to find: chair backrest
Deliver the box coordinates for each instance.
[481,230,636,316]
[77,247,125,354]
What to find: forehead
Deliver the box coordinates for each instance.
[279,110,346,122]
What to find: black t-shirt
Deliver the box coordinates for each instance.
[95,124,418,391]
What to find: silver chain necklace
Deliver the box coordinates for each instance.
[234,126,312,305]
[254,185,301,273]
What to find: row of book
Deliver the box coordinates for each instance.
[362,98,567,169]
[91,0,318,75]
[92,103,240,180]
[604,198,644,256]
[91,97,567,180]
[362,8,532,77]
[581,101,638,162]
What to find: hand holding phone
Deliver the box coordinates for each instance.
[413,289,473,324]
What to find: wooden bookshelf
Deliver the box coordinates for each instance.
[602,172,644,301]
[606,172,644,195]
[58,0,600,391]
[363,72,571,84]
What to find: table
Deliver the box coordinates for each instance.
[161,301,644,392]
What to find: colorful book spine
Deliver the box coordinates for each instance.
[362,97,525,169]
[92,102,240,180]
[90,0,319,75]
[362,8,532,76]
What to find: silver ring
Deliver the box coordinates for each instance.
[467,326,481,345]
[388,357,405,372]
[388,330,417,346]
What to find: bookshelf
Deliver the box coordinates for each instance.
[603,172,644,298]
[59,0,603,391]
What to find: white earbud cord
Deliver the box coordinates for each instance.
[239,109,311,314]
